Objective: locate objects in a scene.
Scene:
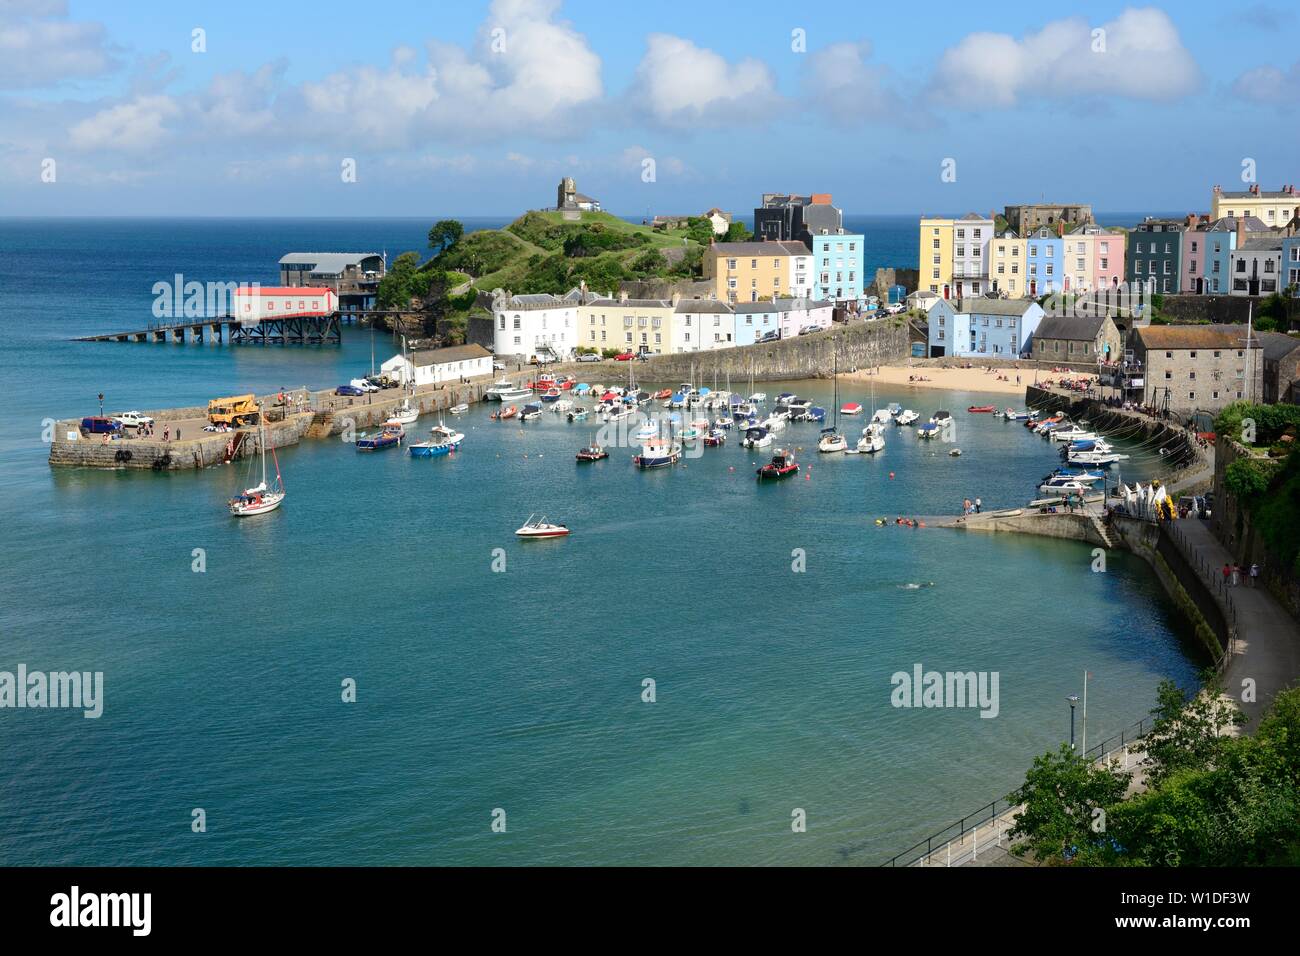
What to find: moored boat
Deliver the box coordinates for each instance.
[967,405,996,413]
[632,438,682,468]
[449,403,469,415]
[520,402,543,422]
[895,409,920,426]
[390,399,419,425]
[492,404,519,421]
[356,421,405,451]
[756,449,799,480]
[409,423,464,458]
[576,443,608,462]
[229,411,285,516]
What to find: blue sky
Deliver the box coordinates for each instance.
[1,0,1296,217]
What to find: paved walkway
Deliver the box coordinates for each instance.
[1166,518,1300,730]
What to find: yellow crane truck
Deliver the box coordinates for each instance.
[207,394,260,428]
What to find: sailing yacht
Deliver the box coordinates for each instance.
[228,409,285,516]
[818,344,846,452]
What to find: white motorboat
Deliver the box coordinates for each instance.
[449,403,469,415]
[515,514,570,538]
[1038,478,1094,496]
[871,408,892,424]
[484,378,513,400]
[895,409,920,426]
[763,415,786,433]
[1068,451,1128,465]
[520,403,543,422]
[229,411,285,517]
[551,399,574,414]
[1052,427,1097,442]
[748,392,767,403]
[741,425,772,449]
[496,385,531,402]
[857,423,885,454]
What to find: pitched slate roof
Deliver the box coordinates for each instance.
[709,240,812,257]
[942,297,1041,316]
[1259,332,1300,362]
[410,343,493,366]
[278,252,382,273]
[1133,325,1260,350]
[1034,314,1110,342]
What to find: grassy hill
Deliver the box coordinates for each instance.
[430,209,707,296]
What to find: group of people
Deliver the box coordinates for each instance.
[962,497,983,515]
[1222,563,1261,588]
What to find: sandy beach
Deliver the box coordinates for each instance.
[844,365,1042,396]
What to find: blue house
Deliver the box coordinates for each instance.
[926,298,1045,358]
[810,231,865,306]
[1024,225,1063,297]
[1284,235,1300,293]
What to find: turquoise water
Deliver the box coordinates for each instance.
[0,219,1200,866]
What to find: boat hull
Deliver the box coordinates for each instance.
[229,492,284,516]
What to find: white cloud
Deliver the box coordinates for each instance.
[0,5,120,90]
[628,34,782,128]
[298,0,602,145]
[68,94,179,150]
[802,41,912,124]
[929,7,1201,108]
[1232,61,1299,105]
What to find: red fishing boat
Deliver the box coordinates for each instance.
[652,388,672,400]
[491,405,519,421]
[967,405,997,413]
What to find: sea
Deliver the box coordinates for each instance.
[0,215,1201,865]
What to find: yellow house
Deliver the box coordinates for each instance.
[1211,184,1300,230]
[703,240,810,304]
[579,294,676,354]
[987,230,1027,297]
[919,217,954,298]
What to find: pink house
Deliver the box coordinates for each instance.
[1181,215,1208,293]
[1093,229,1125,290]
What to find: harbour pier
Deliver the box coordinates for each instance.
[48,372,520,470]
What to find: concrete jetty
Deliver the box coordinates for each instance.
[48,372,522,470]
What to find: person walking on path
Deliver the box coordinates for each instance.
[1250,563,1260,588]
[1222,563,1231,587]
[1231,564,1241,587]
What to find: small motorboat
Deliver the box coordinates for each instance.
[1003,408,1028,421]
[540,387,562,403]
[566,407,588,422]
[409,423,464,458]
[750,392,768,403]
[576,444,608,462]
[740,425,772,449]
[803,406,827,424]
[756,449,799,480]
[949,448,962,457]
[967,405,997,413]
[895,409,920,426]
[449,403,469,415]
[552,399,574,414]
[712,417,732,431]
[633,438,682,468]
[857,423,885,454]
[886,403,903,418]
[931,410,953,425]
[520,403,543,422]
[515,514,570,538]
[916,422,939,440]
[492,405,519,421]
[652,388,672,400]
[356,421,405,451]
[703,428,727,447]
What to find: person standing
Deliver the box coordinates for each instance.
[975,497,982,514]
[1249,563,1259,588]
[1231,564,1240,587]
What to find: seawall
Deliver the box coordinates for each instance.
[633,316,911,382]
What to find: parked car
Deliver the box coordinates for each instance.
[365,375,396,390]
[492,361,506,371]
[576,352,601,363]
[350,378,379,393]
[758,330,781,343]
[81,416,121,434]
[335,385,364,396]
[798,325,819,336]
[614,351,635,361]
[112,411,154,428]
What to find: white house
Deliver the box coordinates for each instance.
[381,343,493,387]
[1229,237,1285,297]
[787,249,815,301]
[672,299,734,352]
[926,298,1044,358]
[491,289,584,362]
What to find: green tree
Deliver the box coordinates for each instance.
[723,221,753,242]
[684,217,715,246]
[1138,673,1243,789]
[428,219,464,256]
[1007,744,1131,863]
[376,251,423,310]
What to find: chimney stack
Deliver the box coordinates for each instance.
[1236,216,1247,248]
[619,290,628,303]
[671,291,681,307]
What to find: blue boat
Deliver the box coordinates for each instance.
[357,422,404,451]
[409,424,463,458]
[806,406,826,423]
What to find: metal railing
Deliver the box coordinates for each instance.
[881,714,1155,867]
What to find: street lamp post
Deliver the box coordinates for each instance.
[98,392,104,418]
[1067,694,1080,750]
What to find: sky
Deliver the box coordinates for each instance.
[1,0,1297,218]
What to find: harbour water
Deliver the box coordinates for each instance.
[0,218,1201,866]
